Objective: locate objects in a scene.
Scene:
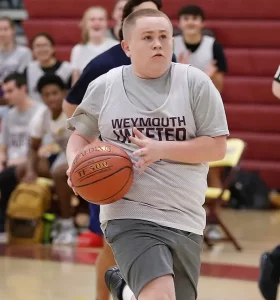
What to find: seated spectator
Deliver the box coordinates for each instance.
[0,17,32,118]
[108,0,128,41]
[24,33,72,103]
[174,4,227,191]
[174,5,227,93]
[21,74,76,244]
[71,6,118,84]
[0,72,41,233]
[272,65,280,99]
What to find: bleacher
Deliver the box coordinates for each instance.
[23,0,280,188]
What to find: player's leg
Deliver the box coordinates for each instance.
[89,204,116,300]
[96,241,116,300]
[105,220,202,300]
[50,152,76,244]
[104,219,176,300]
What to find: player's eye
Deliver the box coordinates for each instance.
[144,36,152,40]
[160,34,167,39]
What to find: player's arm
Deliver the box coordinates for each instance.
[207,41,227,93]
[23,137,42,183]
[0,114,9,171]
[272,65,280,100]
[66,75,106,166]
[23,109,45,183]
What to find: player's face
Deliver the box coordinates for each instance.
[179,15,204,36]
[87,9,108,38]
[2,80,25,106]
[32,36,55,63]
[122,17,173,78]
[41,84,64,114]
[0,20,14,45]
[112,0,127,24]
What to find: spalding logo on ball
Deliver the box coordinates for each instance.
[70,142,134,205]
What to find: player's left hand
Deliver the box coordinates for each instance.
[129,127,162,174]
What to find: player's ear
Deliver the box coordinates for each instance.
[121,40,131,58]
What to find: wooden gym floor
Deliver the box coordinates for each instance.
[0,209,279,300]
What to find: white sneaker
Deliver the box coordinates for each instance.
[52,218,77,245]
[52,227,77,245]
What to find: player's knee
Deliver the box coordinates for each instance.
[138,275,175,300]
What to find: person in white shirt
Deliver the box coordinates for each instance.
[24,33,72,103]
[22,74,75,245]
[108,0,128,41]
[70,6,118,84]
[0,17,32,118]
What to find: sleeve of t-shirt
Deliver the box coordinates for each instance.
[18,48,33,73]
[213,41,227,73]
[67,74,106,138]
[274,65,280,83]
[29,107,48,139]
[188,66,229,137]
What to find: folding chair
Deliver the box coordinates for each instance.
[204,138,246,251]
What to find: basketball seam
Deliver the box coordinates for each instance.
[73,166,133,188]
[87,169,133,203]
[71,154,132,174]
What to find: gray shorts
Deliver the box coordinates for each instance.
[104,219,203,299]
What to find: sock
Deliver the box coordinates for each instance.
[122,285,136,300]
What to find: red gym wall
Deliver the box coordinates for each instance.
[23,0,280,188]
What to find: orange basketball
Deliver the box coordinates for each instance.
[70,142,134,205]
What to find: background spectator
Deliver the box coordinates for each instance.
[70,6,118,84]
[174,5,227,93]
[108,0,128,40]
[0,72,41,234]
[0,17,32,118]
[24,33,72,103]
[272,65,280,99]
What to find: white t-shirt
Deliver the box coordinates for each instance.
[70,38,118,72]
[30,107,71,151]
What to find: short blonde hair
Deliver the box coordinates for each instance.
[79,6,108,44]
[122,8,172,40]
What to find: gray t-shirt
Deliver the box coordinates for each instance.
[0,45,32,117]
[68,63,229,235]
[1,102,41,162]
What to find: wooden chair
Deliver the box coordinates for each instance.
[204,138,246,251]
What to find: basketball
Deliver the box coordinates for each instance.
[70,142,134,205]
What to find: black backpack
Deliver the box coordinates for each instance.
[228,169,270,210]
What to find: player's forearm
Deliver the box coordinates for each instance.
[26,148,39,174]
[160,136,227,164]
[66,131,98,166]
[211,72,224,93]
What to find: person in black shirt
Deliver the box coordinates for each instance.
[174,5,227,93]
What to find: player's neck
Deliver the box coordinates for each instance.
[40,57,56,68]
[16,96,33,112]
[183,33,202,45]
[51,109,62,120]
[0,41,15,52]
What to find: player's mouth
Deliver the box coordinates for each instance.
[153,53,164,58]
